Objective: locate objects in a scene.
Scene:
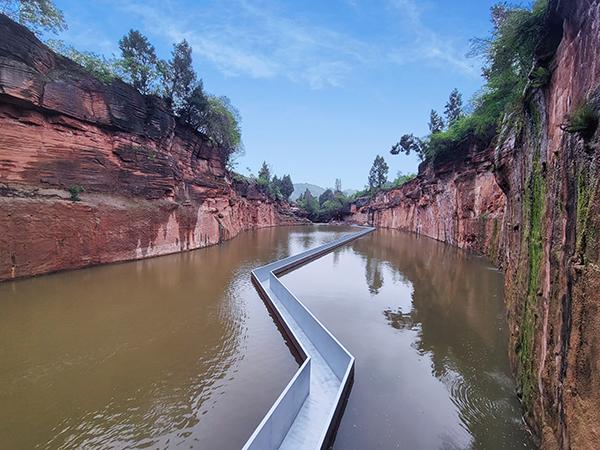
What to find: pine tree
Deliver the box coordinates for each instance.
[428,109,444,134]
[118,30,159,94]
[444,88,463,126]
[368,155,389,190]
[258,161,270,183]
[335,178,342,192]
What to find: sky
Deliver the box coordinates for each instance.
[45,0,502,190]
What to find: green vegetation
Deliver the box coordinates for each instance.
[368,155,389,191]
[297,187,350,222]
[1,4,245,168]
[249,161,294,202]
[47,40,117,84]
[390,0,552,162]
[560,100,599,142]
[68,184,84,201]
[118,29,161,95]
[0,0,66,35]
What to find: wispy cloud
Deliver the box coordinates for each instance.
[110,0,478,89]
[385,0,478,76]
[113,0,377,89]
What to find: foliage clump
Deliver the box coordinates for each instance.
[1,0,66,35]
[68,184,84,201]
[560,101,599,142]
[368,155,389,191]
[249,161,294,202]
[2,4,245,168]
[390,0,552,162]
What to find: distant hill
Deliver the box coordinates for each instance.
[291,183,326,200]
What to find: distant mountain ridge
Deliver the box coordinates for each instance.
[291,183,326,200]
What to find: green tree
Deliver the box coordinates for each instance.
[319,189,335,207]
[444,88,463,126]
[391,134,424,159]
[177,82,208,129]
[428,109,444,134]
[166,39,197,110]
[258,161,271,183]
[274,174,294,200]
[118,29,160,94]
[368,155,389,190]
[393,171,416,187]
[200,95,244,165]
[1,0,66,35]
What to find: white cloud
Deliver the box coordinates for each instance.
[385,0,478,76]
[112,0,377,89]
[109,0,479,88]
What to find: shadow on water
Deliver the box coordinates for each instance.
[282,228,534,450]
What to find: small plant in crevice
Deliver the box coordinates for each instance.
[529,66,551,89]
[68,185,84,201]
[560,101,599,142]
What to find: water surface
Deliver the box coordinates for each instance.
[0,225,355,450]
[282,228,533,450]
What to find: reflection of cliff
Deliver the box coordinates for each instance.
[353,230,507,364]
[345,2,600,447]
[352,229,520,449]
[0,15,302,282]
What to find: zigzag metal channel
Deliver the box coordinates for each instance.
[242,227,375,450]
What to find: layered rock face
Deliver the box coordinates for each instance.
[0,16,301,282]
[344,1,600,448]
[343,145,506,262]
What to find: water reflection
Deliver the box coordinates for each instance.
[0,225,356,450]
[282,228,533,450]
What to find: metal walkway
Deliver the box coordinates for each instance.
[242,227,375,450]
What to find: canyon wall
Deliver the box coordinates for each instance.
[344,1,600,448]
[0,15,302,282]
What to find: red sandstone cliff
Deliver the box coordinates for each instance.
[0,15,303,282]
[344,1,600,448]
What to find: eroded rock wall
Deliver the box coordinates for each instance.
[344,1,600,448]
[343,145,507,264]
[0,15,301,282]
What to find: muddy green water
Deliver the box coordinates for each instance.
[0,226,532,449]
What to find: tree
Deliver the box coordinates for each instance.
[428,109,444,134]
[444,88,463,126]
[258,161,271,183]
[1,0,66,35]
[335,178,342,193]
[319,189,335,207]
[166,39,197,110]
[391,134,423,158]
[178,82,208,129]
[199,95,244,164]
[118,29,160,94]
[278,174,294,200]
[368,155,389,190]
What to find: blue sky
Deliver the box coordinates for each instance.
[47,0,501,190]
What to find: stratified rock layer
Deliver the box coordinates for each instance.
[0,15,301,282]
[344,1,600,448]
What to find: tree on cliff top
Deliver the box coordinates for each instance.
[1,0,66,35]
[368,155,389,191]
[444,89,463,126]
[258,161,271,184]
[118,30,161,95]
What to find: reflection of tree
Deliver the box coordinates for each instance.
[364,255,384,295]
[352,229,522,448]
[382,307,414,330]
